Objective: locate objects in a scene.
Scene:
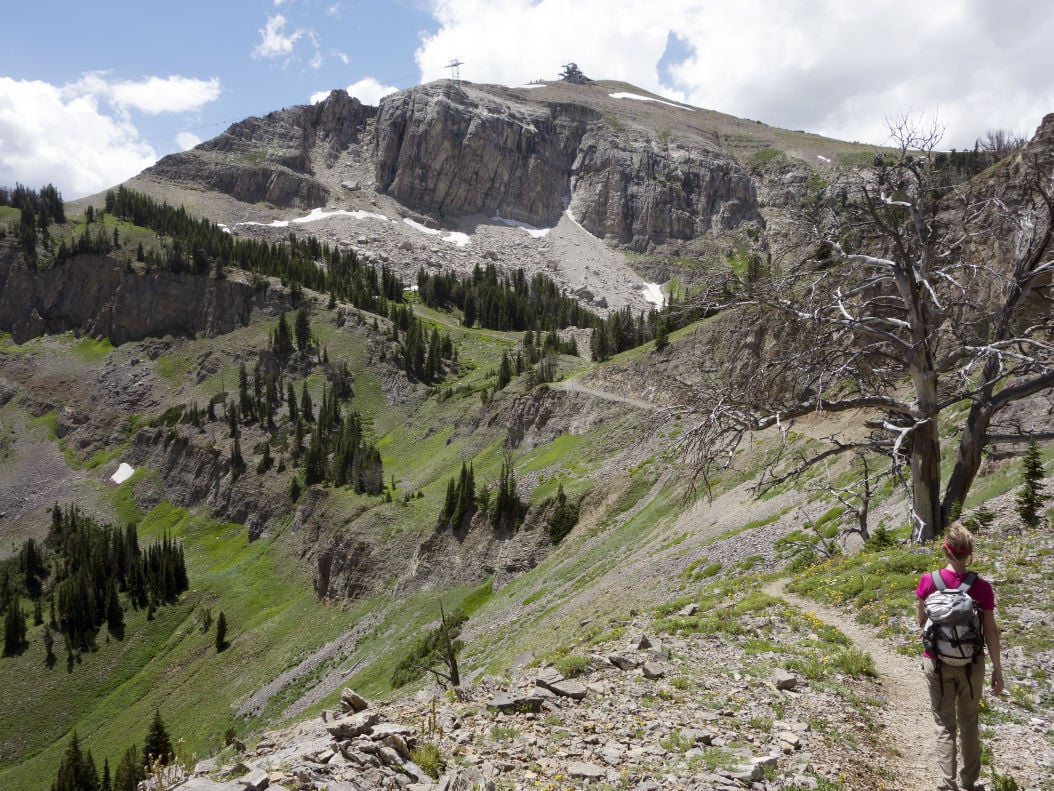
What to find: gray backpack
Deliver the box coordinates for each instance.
[922,571,984,666]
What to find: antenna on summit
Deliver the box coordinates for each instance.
[446,58,464,83]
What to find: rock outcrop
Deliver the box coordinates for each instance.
[373,81,763,252]
[143,90,375,208]
[374,83,595,227]
[0,248,258,344]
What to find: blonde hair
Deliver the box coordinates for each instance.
[943,522,975,558]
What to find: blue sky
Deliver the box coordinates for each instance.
[3,0,1053,199]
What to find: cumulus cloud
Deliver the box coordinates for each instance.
[416,0,1054,148]
[311,79,398,106]
[345,78,399,105]
[176,131,202,151]
[0,74,221,199]
[73,73,221,115]
[253,14,303,59]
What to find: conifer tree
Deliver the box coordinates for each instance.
[113,744,140,791]
[216,611,227,652]
[144,709,174,765]
[3,598,27,655]
[1015,438,1049,529]
[295,306,312,353]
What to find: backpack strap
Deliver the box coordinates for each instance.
[930,570,947,591]
[958,571,977,594]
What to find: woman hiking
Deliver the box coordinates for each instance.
[916,522,1004,791]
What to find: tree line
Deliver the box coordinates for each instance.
[416,264,601,332]
[50,708,179,791]
[1,506,187,663]
[102,186,406,315]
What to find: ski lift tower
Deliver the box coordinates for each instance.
[446,58,464,85]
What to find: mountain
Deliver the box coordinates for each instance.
[1,80,1052,790]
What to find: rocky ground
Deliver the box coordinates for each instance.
[162,521,1054,791]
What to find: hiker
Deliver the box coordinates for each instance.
[916,522,1004,791]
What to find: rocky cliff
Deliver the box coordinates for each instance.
[373,81,763,252]
[0,247,259,344]
[135,81,766,256]
[142,90,375,209]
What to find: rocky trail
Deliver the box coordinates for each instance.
[763,579,936,788]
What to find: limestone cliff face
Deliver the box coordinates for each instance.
[373,82,762,251]
[374,84,593,226]
[0,248,257,344]
[143,90,375,208]
[569,130,761,251]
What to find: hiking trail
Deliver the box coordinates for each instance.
[763,578,937,787]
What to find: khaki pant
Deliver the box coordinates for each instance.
[924,656,986,790]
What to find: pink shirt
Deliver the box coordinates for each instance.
[917,569,995,659]
[916,568,996,612]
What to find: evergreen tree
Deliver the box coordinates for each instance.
[653,319,669,352]
[216,611,227,652]
[300,382,314,423]
[295,306,312,353]
[144,709,174,765]
[1015,438,1049,529]
[105,581,124,638]
[497,351,512,390]
[272,312,294,356]
[3,598,27,655]
[286,381,299,423]
[112,744,140,791]
[52,731,98,791]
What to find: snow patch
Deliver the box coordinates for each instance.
[237,208,393,229]
[217,223,232,234]
[403,218,470,247]
[111,462,135,484]
[816,154,831,164]
[641,282,666,308]
[609,92,694,111]
[493,215,551,238]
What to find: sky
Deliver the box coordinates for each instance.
[2,0,1053,200]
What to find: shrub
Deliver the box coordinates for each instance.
[409,742,444,778]
[553,652,590,678]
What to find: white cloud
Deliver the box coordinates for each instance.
[333,50,350,65]
[75,74,221,115]
[311,79,398,106]
[345,78,399,105]
[417,0,1054,149]
[0,74,222,199]
[253,14,303,59]
[0,77,156,199]
[176,131,202,150]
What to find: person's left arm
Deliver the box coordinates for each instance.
[982,608,1004,695]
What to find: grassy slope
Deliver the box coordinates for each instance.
[2,232,1051,788]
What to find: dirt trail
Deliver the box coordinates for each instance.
[763,579,937,787]
[554,375,659,411]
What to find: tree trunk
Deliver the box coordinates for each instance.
[911,419,942,542]
[942,400,994,526]
[910,364,942,543]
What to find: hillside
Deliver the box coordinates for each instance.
[1,80,1052,790]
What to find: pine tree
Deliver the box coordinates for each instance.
[216,611,227,652]
[1015,438,1049,529]
[295,306,312,353]
[144,709,174,765]
[4,598,27,655]
[113,744,140,791]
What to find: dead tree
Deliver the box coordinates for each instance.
[684,115,1054,542]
